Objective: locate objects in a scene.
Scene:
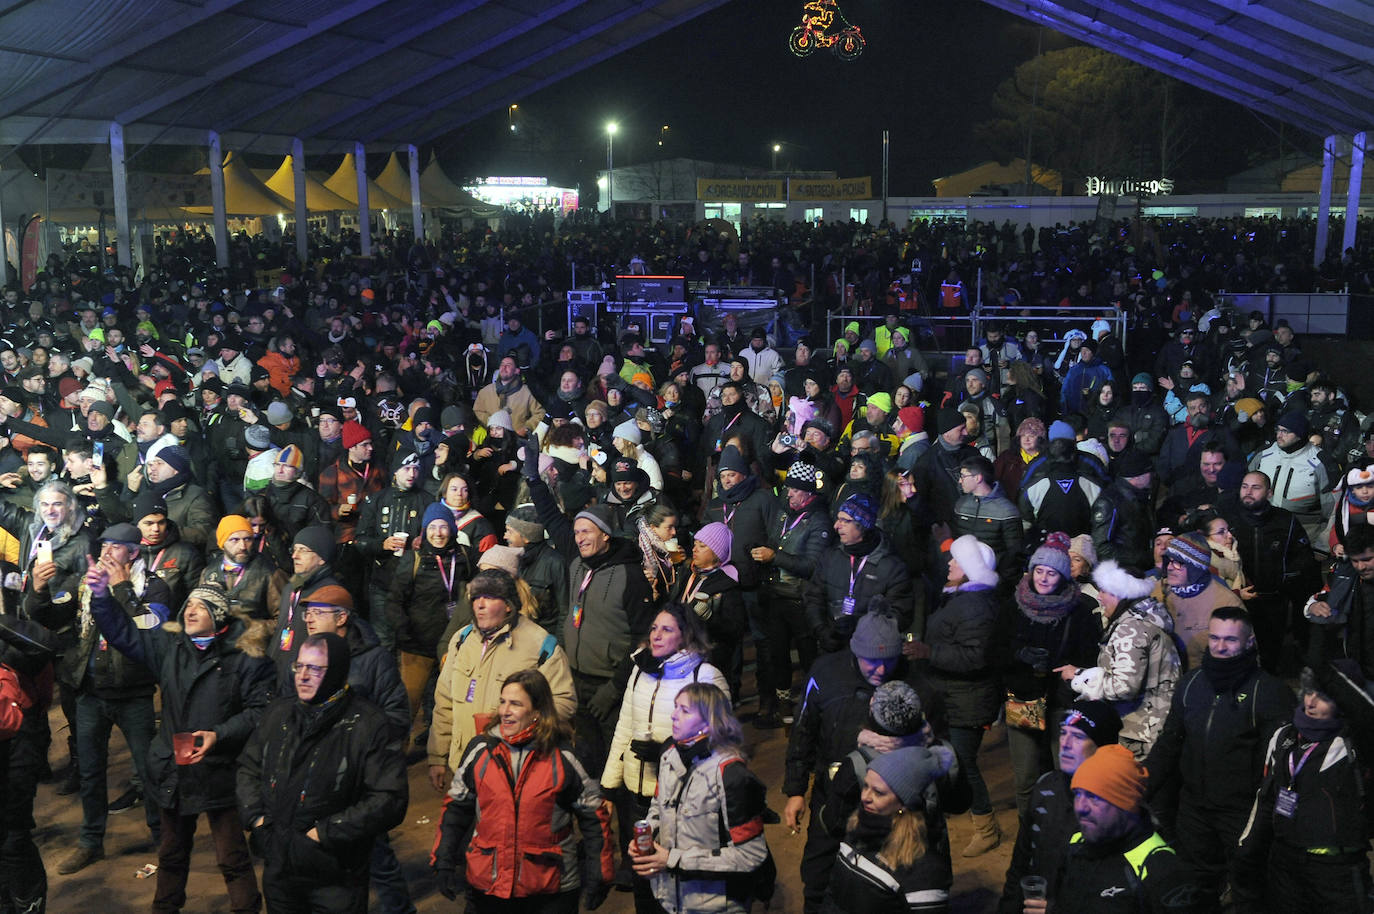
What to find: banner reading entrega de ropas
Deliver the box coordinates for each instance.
[696,176,873,201]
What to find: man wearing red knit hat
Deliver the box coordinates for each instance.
[1024,744,1206,913]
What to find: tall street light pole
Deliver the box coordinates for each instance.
[772,143,781,170]
[606,121,618,213]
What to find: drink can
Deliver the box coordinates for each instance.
[633,820,654,855]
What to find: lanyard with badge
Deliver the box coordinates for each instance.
[1275,742,1320,818]
[437,555,459,618]
[571,569,594,629]
[279,590,302,652]
[842,555,869,616]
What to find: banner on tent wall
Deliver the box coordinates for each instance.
[696,179,784,202]
[20,218,40,291]
[787,176,872,199]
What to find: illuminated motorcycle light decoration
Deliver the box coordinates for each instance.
[789,0,865,60]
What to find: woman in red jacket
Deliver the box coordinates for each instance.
[431,669,614,913]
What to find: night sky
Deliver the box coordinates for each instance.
[431,0,1080,198]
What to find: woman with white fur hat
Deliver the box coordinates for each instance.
[1056,559,1181,760]
[904,534,1002,857]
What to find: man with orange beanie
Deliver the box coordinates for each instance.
[200,515,286,621]
[1025,744,1206,913]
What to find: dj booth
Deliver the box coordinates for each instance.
[566,275,786,345]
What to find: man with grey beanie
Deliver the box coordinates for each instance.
[784,603,946,914]
[523,434,654,775]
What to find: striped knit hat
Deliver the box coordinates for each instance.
[1164,531,1211,572]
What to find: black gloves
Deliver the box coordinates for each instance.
[588,681,620,722]
[433,866,462,901]
[583,881,611,911]
[521,433,542,481]
[1015,646,1051,675]
[817,616,855,653]
[629,738,662,763]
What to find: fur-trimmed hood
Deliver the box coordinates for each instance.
[1092,559,1155,601]
[161,611,272,658]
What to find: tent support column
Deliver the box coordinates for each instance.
[111,122,132,268]
[1315,134,1336,268]
[407,144,423,241]
[292,138,308,266]
[355,142,371,257]
[208,131,229,269]
[0,163,8,284]
[1343,131,1366,258]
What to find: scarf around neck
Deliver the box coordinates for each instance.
[1016,575,1082,622]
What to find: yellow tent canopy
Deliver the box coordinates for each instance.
[420,158,476,209]
[323,153,409,210]
[188,152,293,216]
[375,153,418,206]
[263,156,355,212]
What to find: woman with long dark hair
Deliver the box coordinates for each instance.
[432,669,613,913]
[602,606,730,912]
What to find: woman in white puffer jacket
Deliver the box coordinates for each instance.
[602,603,729,912]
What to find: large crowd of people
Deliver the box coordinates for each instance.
[0,210,1373,914]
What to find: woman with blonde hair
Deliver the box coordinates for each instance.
[629,683,771,914]
[823,745,953,913]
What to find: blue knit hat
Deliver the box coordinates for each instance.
[421,502,454,537]
[837,493,878,531]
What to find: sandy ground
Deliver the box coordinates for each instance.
[41,700,1017,913]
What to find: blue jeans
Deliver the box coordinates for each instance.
[76,691,159,847]
[947,725,991,815]
[370,831,416,914]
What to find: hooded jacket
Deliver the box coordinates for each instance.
[88,594,274,814]
[237,686,407,886]
[1249,440,1336,541]
[1071,596,1181,754]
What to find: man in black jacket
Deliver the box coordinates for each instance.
[40,523,171,875]
[201,515,286,621]
[263,444,330,539]
[1143,607,1295,906]
[88,575,273,914]
[806,493,916,651]
[524,444,654,775]
[1224,471,1321,672]
[783,610,945,914]
[752,456,832,728]
[912,409,978,524]
[999,699,1122,914]
[1090,448,1156,573]
[238,632,407,914]
[1042,744,1206,913]
[353,450,427,650]
[277,583,412,914]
